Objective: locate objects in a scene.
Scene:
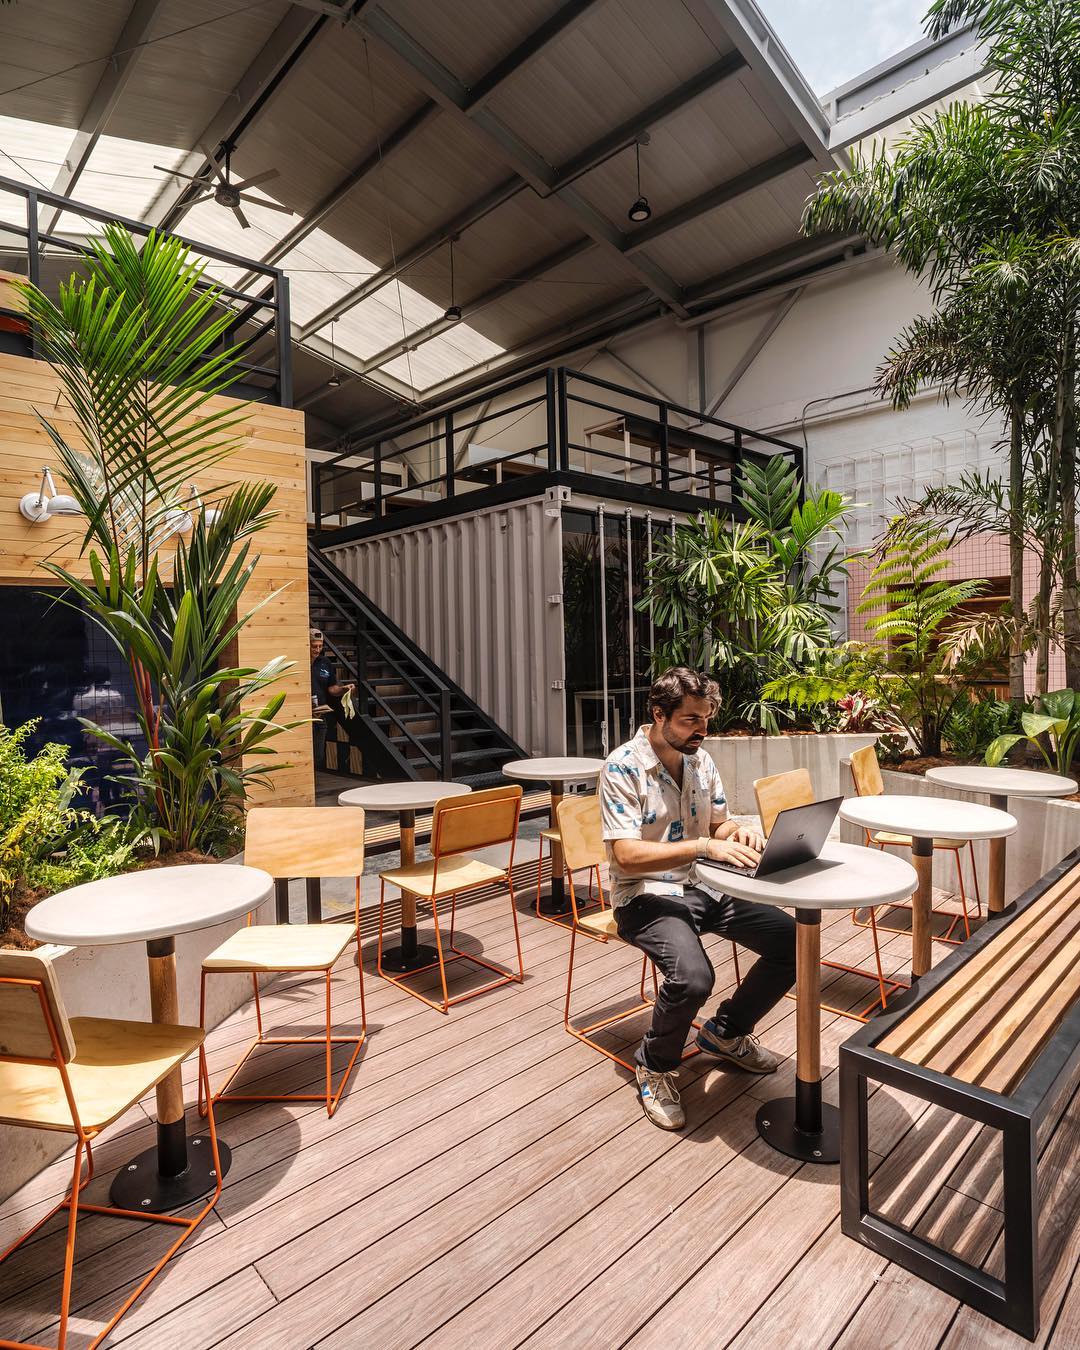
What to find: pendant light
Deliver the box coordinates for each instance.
[327,322,341,387]
[443,237,462,322]
[628,138,652,223]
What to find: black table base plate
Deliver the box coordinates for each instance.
[381,942,440,973]
[536,889,572,917]
[756,1097,841,1164]
[110,1137,232,1213]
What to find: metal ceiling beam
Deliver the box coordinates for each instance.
[465,0,604,109]
[705,285,803,416]
[684,231,863,307]
[680,0,835,169]
[297,49,748,340]
[624,144,812,253]
[234,0,603,297]
[358,3,690,317]
[410,235,868,408]
[296,176,519,339]
[142,4,332,231]
[324,144,817,363]
[354,236,593,375]
[43,0,168,231]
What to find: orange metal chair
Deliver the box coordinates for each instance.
[534,815,602,932]
[378,784,524,1013]
[198,807,367,1119]
[849,744,981,943]
[754,768,905,1021]
[0,950,220,1350]
[562,795,742,1070]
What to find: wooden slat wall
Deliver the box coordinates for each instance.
[0,351,314,805]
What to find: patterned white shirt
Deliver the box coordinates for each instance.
[599,726,728,908]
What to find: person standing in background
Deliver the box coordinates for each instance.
[310,628,354,772]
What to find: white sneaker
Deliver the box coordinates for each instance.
[635,1066,686,1130]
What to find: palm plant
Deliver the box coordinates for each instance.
[642,459,857,730]
[22,224,300,854]
[765,520,989,756]
[803,0,1080,693]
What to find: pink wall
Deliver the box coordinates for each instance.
[845,532,1063,696]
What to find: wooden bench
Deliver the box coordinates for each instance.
[839,846,1080,1340]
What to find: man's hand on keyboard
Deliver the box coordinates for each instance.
[704,836,761,869]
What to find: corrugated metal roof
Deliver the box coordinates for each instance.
[0,0,852,432]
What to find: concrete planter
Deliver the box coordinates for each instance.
[703,732,879,815]
[837,760,1080,902]
[0,876,274,1205]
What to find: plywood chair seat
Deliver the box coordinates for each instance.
[872,830,965,851]
[539,827,560,843]
[0,1016,203,1132]
[379,853,507,899]
[203,923,355,973]
[577,909,619,940]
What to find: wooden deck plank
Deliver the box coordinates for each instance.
[1,894,1074,1350]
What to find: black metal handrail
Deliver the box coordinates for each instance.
[308,544,525,778]
[0,173,292,407]
[313,365,801,537]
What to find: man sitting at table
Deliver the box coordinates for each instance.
[600,667,795,1130]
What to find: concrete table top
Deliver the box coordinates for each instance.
[25,864,274,946]
[501,757,604,783]
[925,765,1077,798]
[698,841,917,911]
[337,781,471,813]
[839,795,1017,841]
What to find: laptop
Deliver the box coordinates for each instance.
[702,797,843,879]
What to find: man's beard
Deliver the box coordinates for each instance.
[660,722,703,756]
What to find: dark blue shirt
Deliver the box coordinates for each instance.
[311,654,336,704]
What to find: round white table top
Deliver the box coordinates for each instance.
[501,756,605,783]
[25,863,274,947]
[337,781,471,813]
[839,794,1017,841]
[698,841,917,911]
[924,765,1077,799]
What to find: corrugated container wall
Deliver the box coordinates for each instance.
[325,495,565,756]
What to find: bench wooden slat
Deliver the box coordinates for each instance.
[959,938,1080,1094]
[923,901,1080,1082]
[878,867,1080,1062]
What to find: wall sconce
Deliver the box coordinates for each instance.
[19,466,82,522]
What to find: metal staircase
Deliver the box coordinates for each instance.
[307,545,524,785]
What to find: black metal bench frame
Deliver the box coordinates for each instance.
[839,845,1080,1341]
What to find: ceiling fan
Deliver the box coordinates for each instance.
[154,144,291,229]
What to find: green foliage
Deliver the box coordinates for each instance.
[24,223,302,855]
[764,520,990,756]
[985,688,1080,774]
[943,694,1022,762]
[0,723,140,925]
[642,460,858,731]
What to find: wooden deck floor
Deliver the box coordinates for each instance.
[1,884,1077,1349]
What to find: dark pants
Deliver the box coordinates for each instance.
[615,887,796,1072]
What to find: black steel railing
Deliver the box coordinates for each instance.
[313,366,802,539]
[0,174,292,406]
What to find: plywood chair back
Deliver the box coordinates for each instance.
[556,795,603,872]
[0,950,76,1063]
[245,806,366,879]
[434,784,522,858]
[754,768,814,838]
[850,744,884,798]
